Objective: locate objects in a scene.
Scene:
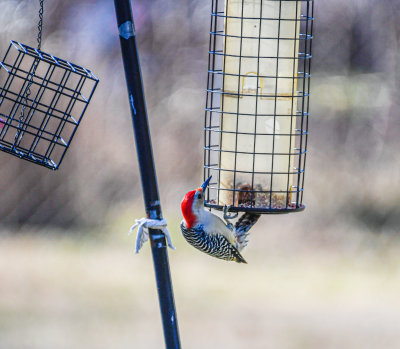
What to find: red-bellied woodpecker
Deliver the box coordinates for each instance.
[180,176,260,263]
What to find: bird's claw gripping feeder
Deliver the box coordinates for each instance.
[204,0,313,216]
[0,1,98,170]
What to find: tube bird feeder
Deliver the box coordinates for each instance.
[204,0,313,213]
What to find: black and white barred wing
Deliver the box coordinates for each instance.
[180,221,246,263]
[234,213,261,251]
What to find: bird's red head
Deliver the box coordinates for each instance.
[181,188,201,229]
[181,176,211,229]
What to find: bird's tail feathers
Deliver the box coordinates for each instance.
[232,247,247,263]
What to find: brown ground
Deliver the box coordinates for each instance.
[1,213,399,349]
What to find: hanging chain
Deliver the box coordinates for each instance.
[37,0,44,51]
[16,0,44,143]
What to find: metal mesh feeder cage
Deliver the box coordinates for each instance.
[0,41,99,170]
[204,0,313,214]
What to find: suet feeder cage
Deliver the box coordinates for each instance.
[0,41,99,170]
[204,0,313,213]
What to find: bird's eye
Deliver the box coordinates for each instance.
[198,193,202,199]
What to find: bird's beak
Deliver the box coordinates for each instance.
[201,176,212,191]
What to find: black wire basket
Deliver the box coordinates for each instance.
[204,0,313,214]
[0,41,99,170]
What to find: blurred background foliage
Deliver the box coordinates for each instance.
[0,0,400,348]
[0,0,398,231]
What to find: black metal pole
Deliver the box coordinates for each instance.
[113,1,181,348]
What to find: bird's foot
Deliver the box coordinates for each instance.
[223,205,238,224]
